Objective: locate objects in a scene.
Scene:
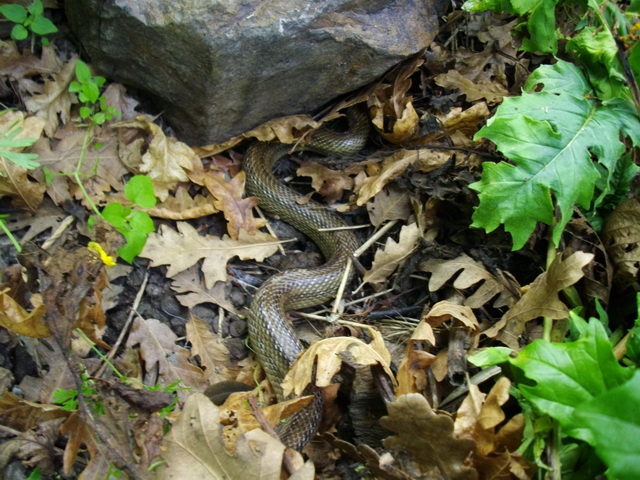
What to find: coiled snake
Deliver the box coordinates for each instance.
[244,107,369,449]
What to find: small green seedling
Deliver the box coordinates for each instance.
[53,370,105,416]
[69,60,120,125]
[0,0,57,45]
[93,175,157,263]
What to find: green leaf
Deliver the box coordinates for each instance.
[0,4,27,23]
[11,23,29,41]
[118,229,149,264]
[462,0,514,12]
[627,294,640,365]
[79,106,92,120]
[125,175,157,209]
[30,15,57,36]
[129,210,155,235]
[509,316,634,441]
[75,60,92,84]
[572,370,640,480]
[102,203,129,232]
[471,60,640,249]
[566,27,628,102]
[27,0,44,17]
[468,346,514,366]
[512,0,561,54]
[0,149,40,170]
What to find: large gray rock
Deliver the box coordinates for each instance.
[65,0,441,145]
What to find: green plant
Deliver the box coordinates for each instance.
[469,304,640,479]
[0,112,40,252]
[69,60,120,126]
[0,0,57,46]
[25,467,42,480]
[92,175,157,263]
[53,369,105,416]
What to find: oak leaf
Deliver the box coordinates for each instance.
[126,317,205,400]
[421,253,518,309]
[170,267,240,314]
[147,185,218,220]
[381,394,477,479]
[185,315,233,385]
[113,115,196,201]
[435,69,508,104]
[603,198,640,287]
[363,223,421,285]
[0,289,48,337]
[484,252,594,348]
[141,222,281,289]
[297,161,353,205]
[366,183,411,227]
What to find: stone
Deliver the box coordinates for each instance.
[64,0,442,145]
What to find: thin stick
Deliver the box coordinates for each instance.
[353,220,398,258]
[256,206,286,255]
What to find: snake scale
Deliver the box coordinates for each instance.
[243,107,369,449]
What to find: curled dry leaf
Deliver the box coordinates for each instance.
[421,253,518,309]
[282,327,395,397]
[0,289,48,337]
[141,221,280,289]
[380,394,478,480]
[366,182,412,227]
[113,115,196,201]
[297,161,354,205]
[185,315,233,385]
[363,223,421,286]
[484,252,595,348]
[147,185,218,220]
[395,319,437,396]
[435,69,508,104]
[158,393,314,480]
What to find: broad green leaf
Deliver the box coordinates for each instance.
[75,60,92,85]
[30,15,57,36]
[102,203,129,232]
[125,175,157,209]
[572,370,640,480]
[0,4,27,23]
[509,317,633,441]
[471,60,640,249]
[512,0,560,54]
[468,346,514,366]
[462,0,513,12]
[119,229,150,264]
[627,294,640,365]
[11,24,29,41]
[27,0,44,17]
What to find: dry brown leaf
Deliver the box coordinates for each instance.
[421,253,518,309]
[603,198,640,288]
[126,317,205,400]
[102,83,139,120]
[157,392,314,480]
[0,390,68,432]
[435,103,492,138]
[200,169,265,238]
[355,149,450,206]
[435,70,508,104]
[170,267,240,314]
[395,320,437,396]
[366,183,412,227]
[484,252,595,348]
[23,54,76,137]
[380,394,478,479]
[282,327,395,397]
[0,288,48,337]
[31,122,124,206]
[60,411,110,477]
[147,184,218,219]
[363,223,421,285]
[423,301,480,332]
[113,115,196,201]
[185,314,233,385]
[297,161,354,205]
[141,222,281,289]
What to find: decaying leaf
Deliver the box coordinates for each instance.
[147,184,218,219]
[395,319,437,396]
[0,288,48,337]
[484,252,595,348]
[185,315,233,385]
[0,390,68,432]
[421,253,519,309]
[381,394,477,479]
[435,69,508,104]
[141,221,281,289]
[113,115,197,201]
[126,317,205,400]
[60,412,110,477]
[363,223,421,285]
[366,183,412,227]
[297,161,354,205]
[282,327,395,397]
[603,198,640,288]
[158,392,314,480]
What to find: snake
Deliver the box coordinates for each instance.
[243,107,369,449]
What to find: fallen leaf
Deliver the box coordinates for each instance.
[435,69,508,104]
[0,390,68,432]
[147,184,218,219]
[484,252,595,348]
[0,288,48,337]
[113,115,196,201]
[380,394,477,479]
[421,253,518,309]
[170,267,240,314]
[185,314,233,385]
[603,198,640,288]
[366,183,412,227]
[297,161,354,204]
[363,223,421,285]
[395,320,437,396]
[126,317,205,400]
[157,392,314,480]
[24,54,76,137]
[141,222,281,289]
[282,327,395,397]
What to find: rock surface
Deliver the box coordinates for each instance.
[65,0,441,145]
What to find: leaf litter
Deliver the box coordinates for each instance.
[0,3,638,480]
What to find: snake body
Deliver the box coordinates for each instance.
[244,108,369,449]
